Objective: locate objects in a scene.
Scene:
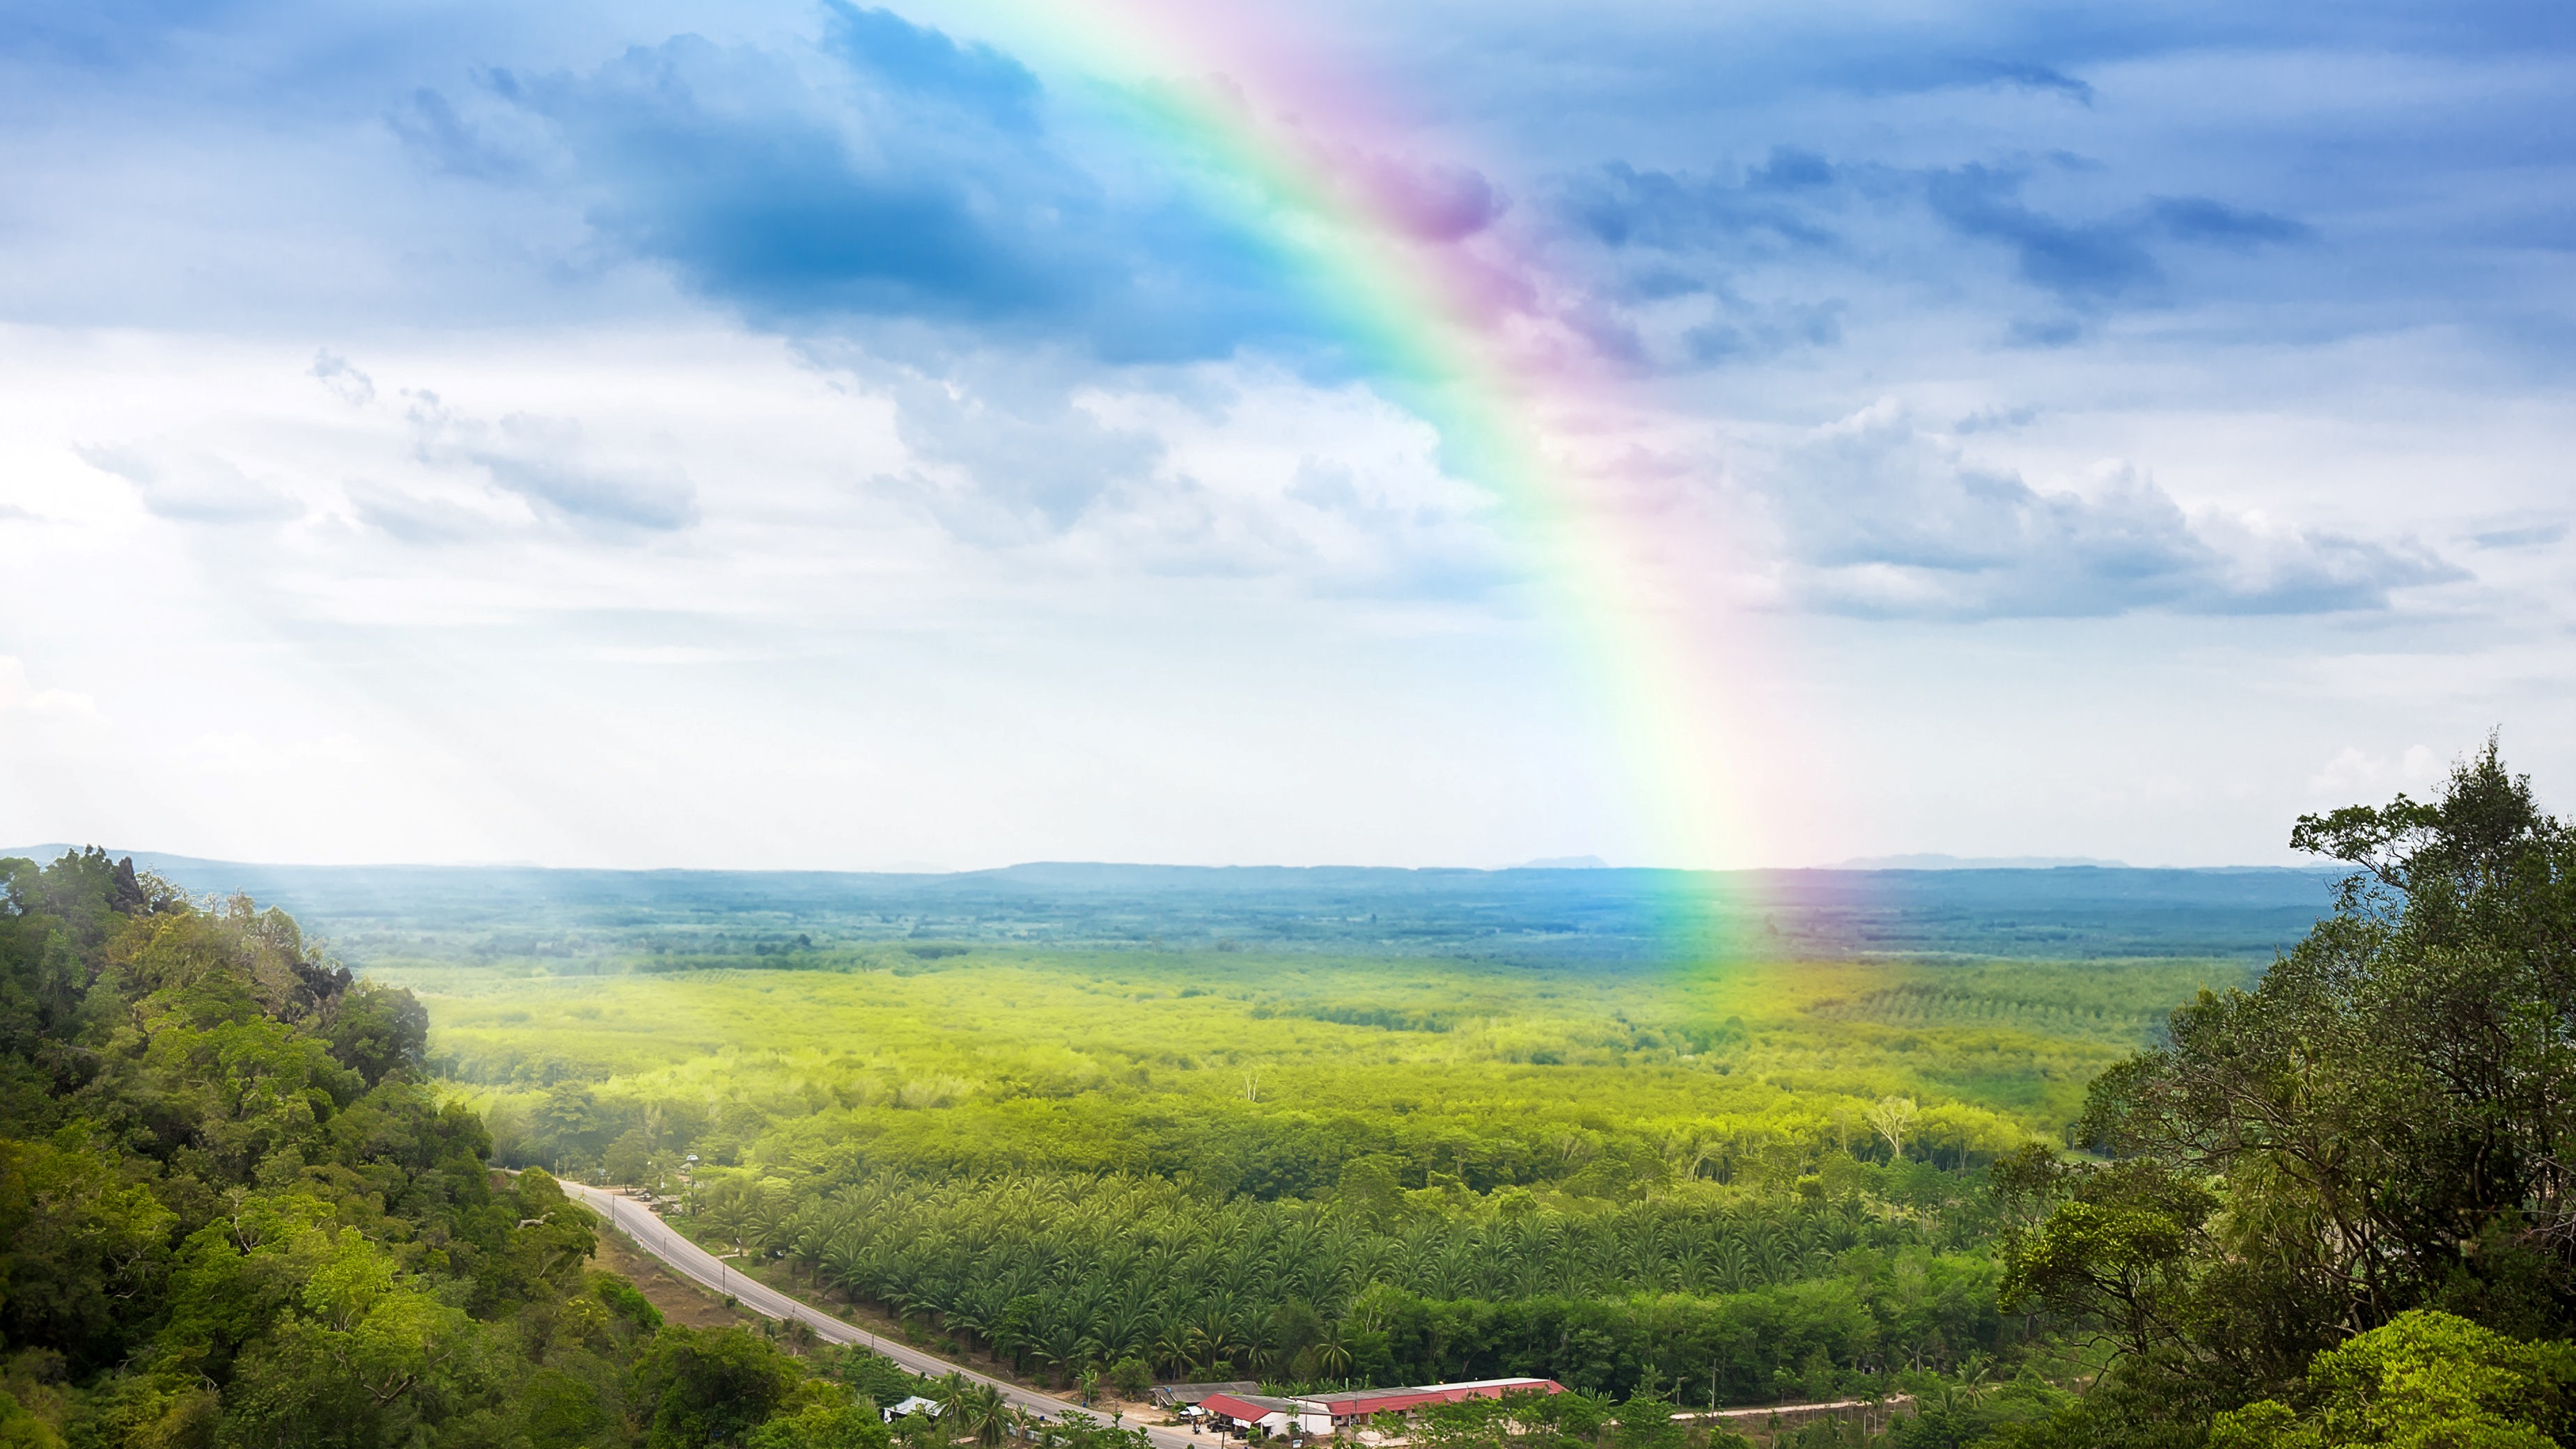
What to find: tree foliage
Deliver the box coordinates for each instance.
[682,1160,2005,1402]
[2001,742,2576,1445]
[0,849,903,1448]
[21,741,2576,1449]
[2211,1310,2576,1449]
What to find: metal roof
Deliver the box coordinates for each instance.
[1153,1381,1263,1405]
[1198,1395,1286,1423]
[1307,1379,1567,1417]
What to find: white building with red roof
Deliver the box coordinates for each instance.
[1194,1378,1567,1438]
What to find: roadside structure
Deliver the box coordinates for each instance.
[1193,1379,1566,1439]
[1196,1394,1327,1438]
[1154,1383,1263,1409]
[1303,1379,1564,1430]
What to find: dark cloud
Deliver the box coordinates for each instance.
[2149,196,2313,248]
[1559,153,1845,252]
[818,3,1040,130]
[1616,266,1711,302]
[418,13,1342,367]
[2005,315,2086,347]
[387,88,526,180]
[391,8,1501,538]
[1923,164,2159,300]
[1747,146,1835,191]
[1765,404,2464,619]
[2469,521,2567,549]
[504,36,1063,322]
[1336,150,1506,242]
[1685,301,1844,363]
[1926,165,2309,304]
[1556,149,2311,339]
[1968,61,2095,105]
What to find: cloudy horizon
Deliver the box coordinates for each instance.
[1,0,2568,871]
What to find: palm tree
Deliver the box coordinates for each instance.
[1427,1246,1477,1299]
[1153,1323,1194,1380]
[1312,1324,1352,1378]
[1041,1323,1088,1386]
[1627,1218,1666,1287]
[702,1192,752,1251]
[959,1384,1013,1448]
[821,1230,871,1306]
[1187,1305,1240,1374]
[1711,1237,1752,1294]
[948,1302,998,1354]
[1954,1352,1996,1405]
[1672,1243,1708,1294]
[750,1191,799,1258]
[1751,1230,1794,1287]
[1098,1299,1149,1364]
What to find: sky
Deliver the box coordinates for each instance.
[1,0,2570,871]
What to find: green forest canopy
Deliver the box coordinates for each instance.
[401,947,2221,1413]
[0,847,994,1449]
[5,741,2575,1446]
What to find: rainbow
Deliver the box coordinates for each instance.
[964,0,1782,872]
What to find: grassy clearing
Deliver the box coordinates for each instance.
[382,948,2247,1189]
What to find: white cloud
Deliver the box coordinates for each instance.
[344,480,509,547]
[405,393,700,536]
[0,657,100,723]
[0,311,2566,873]
[309,350,376,407]
[794,342,1517,595]
[1,1,2574,875]
[75,441,305,524]
[2306,742,2446,799]
[1752,400,2465,619]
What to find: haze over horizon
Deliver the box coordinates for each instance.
[2,0,2568,872]
[0,840,2323,880]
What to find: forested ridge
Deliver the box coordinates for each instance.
[614,746,2576,1447]
[1991,743,2576,1446]
[0,849,955,1448]
[8,743,2576,1448]
[100,855,2338,968]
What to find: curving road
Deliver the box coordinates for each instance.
[561,1182,1898,1441]
[562,1183,1210,1449]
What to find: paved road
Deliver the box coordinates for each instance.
[561,1182,1898,1440]
[562,1183,1211,1449]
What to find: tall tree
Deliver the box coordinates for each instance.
[2003,741,2576,1440]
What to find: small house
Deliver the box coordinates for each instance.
[883,1395,944,1423]
[1197,1393,1331,1439]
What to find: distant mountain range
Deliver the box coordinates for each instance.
[1836,853,2132,870]
[5,845,2343,965]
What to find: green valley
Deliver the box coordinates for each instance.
[9,745,2575,1448]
